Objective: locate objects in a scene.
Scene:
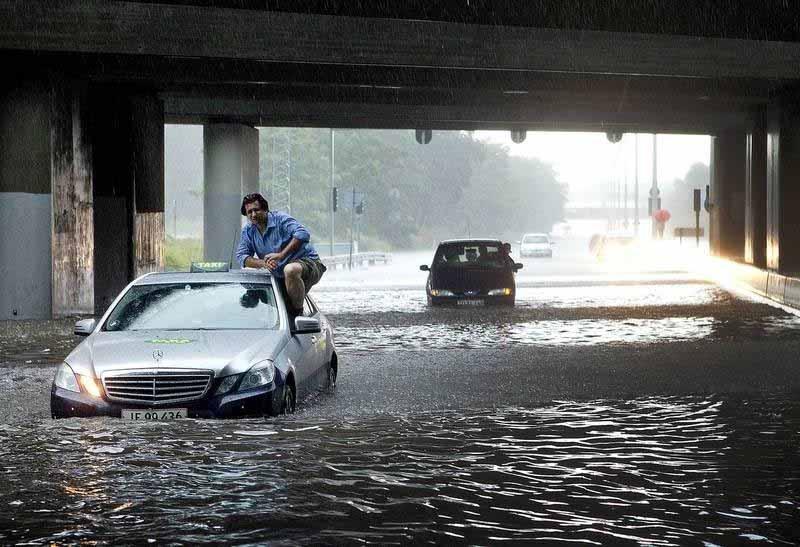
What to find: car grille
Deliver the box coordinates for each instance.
[102,369,213,405]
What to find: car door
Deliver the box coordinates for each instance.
[302,296,328,389]
[290,297,322,397]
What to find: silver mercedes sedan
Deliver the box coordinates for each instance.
[51,269,337,420]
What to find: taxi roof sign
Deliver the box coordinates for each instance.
[190,262,230,273]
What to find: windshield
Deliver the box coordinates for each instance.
[434,242,508,267]
[104,283,279,331]
[523,235,549,244]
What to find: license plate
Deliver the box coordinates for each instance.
[457,299,484,306]
[122,408,187,420]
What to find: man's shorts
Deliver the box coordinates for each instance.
[293,257,327,290]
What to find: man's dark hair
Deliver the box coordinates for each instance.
[241,193,269,216]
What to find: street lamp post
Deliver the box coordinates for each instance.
[330,128,335,256]
[634,134,640,236]
[650,134,660,238]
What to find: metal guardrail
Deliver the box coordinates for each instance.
[323,252,392,270]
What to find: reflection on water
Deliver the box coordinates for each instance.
[1,396,798,544]
[312,284,728,315]
[333,314,800,353]
[335,317,717,352]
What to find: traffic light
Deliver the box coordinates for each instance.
[332,186,338,212]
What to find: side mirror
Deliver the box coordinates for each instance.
[514,263,524,271]
[74,318,97,336]
[294,316,321,334]
[419,265,429,271]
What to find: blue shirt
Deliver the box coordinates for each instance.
[236,211,319,277]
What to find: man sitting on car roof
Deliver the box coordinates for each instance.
[236,193,326,315]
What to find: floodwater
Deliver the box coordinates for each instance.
[2,242,800,544]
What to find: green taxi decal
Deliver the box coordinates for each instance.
[146,338,194,345]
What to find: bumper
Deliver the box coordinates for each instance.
[429,294,514,307]
[51,383,284,419]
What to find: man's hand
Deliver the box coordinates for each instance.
[262,253,283,271]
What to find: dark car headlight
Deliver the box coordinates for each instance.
[54,363,104,398]
[488,288,513,296]
[54,363,80,392]
[238,360,275,391]
[430,289,454,297]
[215,374,241,395]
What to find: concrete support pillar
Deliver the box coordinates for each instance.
[203,124,259,264]
[709,131,746,260]
[92,91,164,314]
[51,81,95,317]
[745,115,767,268]
[131,96,165,278]
[0,81,53,320]
[766,101,800,274]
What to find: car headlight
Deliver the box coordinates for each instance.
[54,363,80,392]
[430,289,454,297]
[215,374,241,395]
[238,360,275,391]
[488,288,513,296]
[78,375,104,398]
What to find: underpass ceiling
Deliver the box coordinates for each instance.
[2,1,799,132]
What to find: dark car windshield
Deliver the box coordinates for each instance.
[104,282,279,331]
[434,242,507,267]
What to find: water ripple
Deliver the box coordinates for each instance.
[1,396,799,544]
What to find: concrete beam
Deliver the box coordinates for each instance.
[165,97,752,134]
[3,1,800,80]
[203,124,258,265]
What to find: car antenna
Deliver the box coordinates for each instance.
[229,225,239,270]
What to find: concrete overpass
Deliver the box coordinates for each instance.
[2,1,800,318]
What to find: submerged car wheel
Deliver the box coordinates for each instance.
[280,383,296,415]
[326,357,338,390]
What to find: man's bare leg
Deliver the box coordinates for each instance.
[283,262,306,311]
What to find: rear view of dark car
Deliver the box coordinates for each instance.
[420,239,522,306]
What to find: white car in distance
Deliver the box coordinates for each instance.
[518,233,553,258]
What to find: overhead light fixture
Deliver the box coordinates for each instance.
[606,131,624,144]
[510,129,526,144]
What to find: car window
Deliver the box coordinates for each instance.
[302,297,315,317]
[104,282,279,331]
[434,243,505,267]
[523,235,549,244]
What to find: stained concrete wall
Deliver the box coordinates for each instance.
[0,82,52,319]
[203,124,258,265]
[0,193,52,319]
[51,81,94,317]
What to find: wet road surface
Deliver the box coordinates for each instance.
[2,250,800,545]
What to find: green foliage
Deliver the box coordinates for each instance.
[164,237,203,271]
[258,129,566,249]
